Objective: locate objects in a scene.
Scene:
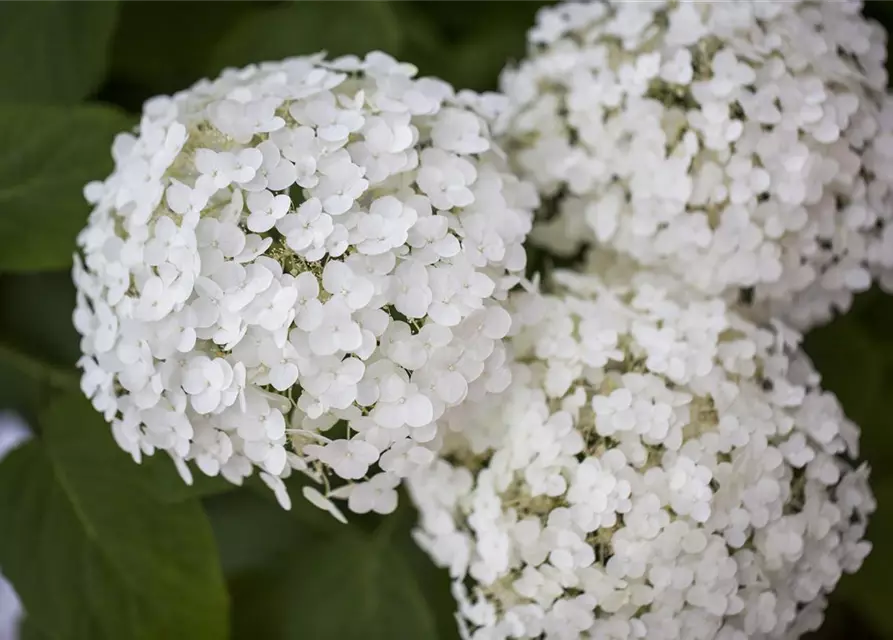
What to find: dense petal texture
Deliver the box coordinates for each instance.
[72,51,536,514]
[497,0,893,329]
[410,271,874,640]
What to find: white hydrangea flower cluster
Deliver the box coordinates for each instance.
[410,271,874,640]
[497,0,893,328]
[72,51,536,514]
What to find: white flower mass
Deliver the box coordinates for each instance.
[67,3,882,636]
[72,51,536,513]
[409,272,874,640]
[497,0,893,329]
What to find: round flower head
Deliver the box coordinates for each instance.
[72,51,536,514]
[409,271,874,640]
[497,0,893,329]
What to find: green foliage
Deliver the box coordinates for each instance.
[0,104,132,271]
[0,392,228,640]
[281,528,440,639]
[0,272,81,368]
[0,1,118,103]
[804,291,893,472]
[206,488,457,640]
[0,2,891,639]
[803,291,893,639]
[209,2,403,78]
[205,487,314,577]
[110,2,264,102]
[0,272,82,420]
[404,1,543,91]
[834,477,893,638]
[140,456,237,504]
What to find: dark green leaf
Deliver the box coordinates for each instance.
[408,1,543,44]
[217,491,457,640]
[447,30,528,92]
[228,569,288,640]
[0,347,70,425]
[802,599,882,640]
[0,272,82,420]
[0,392,229,640]
[205,488,313,577]
[0,350,78,425]
[406,0,542,91]
[0,2,118,103]
[805,290,893,475]
[389,3,448,80]
[805,288,893,637]
[282,525,439,640]
[836,477,893,638]
[0,271,81,367]
[18,617,51,640]
[140,455,236,504]
[209,1,403,76]
[0,104,132,272]
[391,497,460,639]
[109,2,266,104]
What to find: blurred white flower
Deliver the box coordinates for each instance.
[498,0,893,329]
[0,413,30,640]
[410,271,874,640]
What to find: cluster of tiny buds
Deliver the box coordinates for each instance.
[65,6,880,639]
[410,270,874,640]
[497,0,893,330]
[72,50,536,516]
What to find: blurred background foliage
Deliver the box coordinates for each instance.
[1,2,893,639]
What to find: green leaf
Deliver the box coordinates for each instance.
[0,271,81,367]
[110,2,265,102]
[18,618,51,640]
[0,342,77,423]
[205,488,312,577]
[0,272,83,420]
[805,290,893,475]
[388,3,448,79]
[448,30,528,92]
[802,599,883,640]
[805,289,893,637]
[836,477,893,638]
[282,526,439,640]
[406,0,542,91]
[408,0,543,43]
[218,492,458,640]
[209,1,403,76]
[141,455,237,504]
[228,573,284,640]
[390,497,460,639]
[0,391,229,640]
[0,2,118,103]
[0,104,131,272]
